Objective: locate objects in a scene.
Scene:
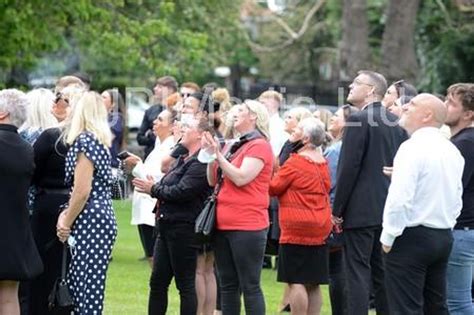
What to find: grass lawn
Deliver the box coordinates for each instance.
[104,200,332,314]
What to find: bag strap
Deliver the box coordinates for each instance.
[212,130,264,197]
[61,243,68,280]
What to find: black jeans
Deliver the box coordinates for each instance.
[214,229,267,315]
[385,226,453,315]
[344,227,389,315]
[138,224,156,258]
[148,221,198,315]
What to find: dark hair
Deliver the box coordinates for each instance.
[341,104,359,121]
[156,76,178,92]
[202,82,219,93]
[397,95,413,106]
[392,80,417,98]
[105,89,125,114]
[72,72,91,86]
[447,83,474,112]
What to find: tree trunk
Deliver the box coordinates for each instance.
[339,0,370,81]
[380,0,421,84]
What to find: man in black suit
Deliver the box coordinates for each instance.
[333,71,408,315]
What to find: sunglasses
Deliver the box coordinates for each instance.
[55,93,69,105]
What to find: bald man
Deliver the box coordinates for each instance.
[380,93,465,314]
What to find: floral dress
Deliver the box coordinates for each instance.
[65,132,117,314]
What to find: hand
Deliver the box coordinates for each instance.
[331,215,343,225]
[382,244,392,253]
[56,210,72,243]
[383,166,393,178]
[201,132,218,155]
[123,154,142,171]
[132,175,155,195]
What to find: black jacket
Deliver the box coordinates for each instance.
[333,102,408,229]
[136,104,163,158]
[0,124,43,280]
[151,151,211,223]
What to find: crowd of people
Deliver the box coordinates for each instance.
[0,70,472,315]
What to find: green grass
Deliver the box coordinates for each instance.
[104,200,332,314]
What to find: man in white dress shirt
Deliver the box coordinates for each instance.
[380,93,464,314]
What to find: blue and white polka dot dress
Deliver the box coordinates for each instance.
[65,132,117,314]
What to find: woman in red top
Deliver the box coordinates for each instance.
[269,117,332,315]
[202,100,273,315]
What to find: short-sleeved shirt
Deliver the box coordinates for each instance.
[216,138,273,231]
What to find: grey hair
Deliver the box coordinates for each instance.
[0,89,29,127]
[299,117,326,148]
[358,70,388,99]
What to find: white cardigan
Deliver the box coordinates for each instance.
[130,136,175,226]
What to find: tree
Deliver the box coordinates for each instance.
[380,0,421,83]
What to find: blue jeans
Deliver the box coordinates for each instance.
[447,229,474,315]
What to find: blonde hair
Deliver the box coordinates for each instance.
[212,88,232,113]
[55,76,87,94]
[285,106,312,122]
[20,88,58,133]
[244,100,270,140]
[313,108,333,131]
[258,90,283,104]
[66,91,112,147]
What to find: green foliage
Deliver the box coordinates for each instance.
[416,0,474,93]
[0,0,253,88]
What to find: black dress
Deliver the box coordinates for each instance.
[0,124,43,280]
[29,127,70,314]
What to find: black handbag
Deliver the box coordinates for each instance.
[195,174,223,242]
[48,243,74,314]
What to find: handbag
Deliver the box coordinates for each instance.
[195,132,265,242]
[48,243,74,314]
[195,174,223,243]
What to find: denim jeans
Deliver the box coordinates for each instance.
[214,229,267,315]
[447,229,474,315]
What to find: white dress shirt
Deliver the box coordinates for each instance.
[131,135,175,226]
[269,112,288,157]
[380,127,464,247]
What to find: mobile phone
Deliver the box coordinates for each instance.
[117,151,130,160]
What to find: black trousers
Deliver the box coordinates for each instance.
[214,229,267,315]
[343,227,389,315]
[138,224,156,258]
[329,248,347,315]
[385,226,453,315]
[148,221,198,315]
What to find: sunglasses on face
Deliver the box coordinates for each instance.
[55,93,69,105]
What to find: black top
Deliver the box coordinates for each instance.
[333,102,408,229]
[32,128,69,190]
[278,140,304,166]
[151,151,211,223]
[0,124,43,280]
[137,104,163,158]
[451,127,474,229]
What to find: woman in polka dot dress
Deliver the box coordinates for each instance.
[56,91,117,314]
